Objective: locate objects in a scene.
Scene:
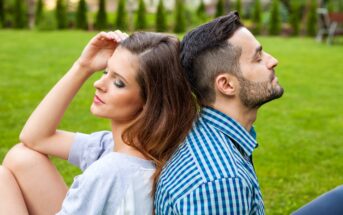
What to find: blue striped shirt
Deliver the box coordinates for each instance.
[155,107,264,214]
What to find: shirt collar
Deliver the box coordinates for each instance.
[201,107,258,156]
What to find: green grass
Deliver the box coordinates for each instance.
[1,30,343,214]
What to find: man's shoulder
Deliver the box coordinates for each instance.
[156,116,241,199]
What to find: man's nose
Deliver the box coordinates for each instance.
[266,52,278,69]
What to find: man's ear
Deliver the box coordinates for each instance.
[214,73,238,96]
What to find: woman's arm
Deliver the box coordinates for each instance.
[19,31,126,160]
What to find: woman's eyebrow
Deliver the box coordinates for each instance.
[109,69,128,83]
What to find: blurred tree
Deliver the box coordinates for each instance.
[76,0,88,30]
[56,0,67,29]
[269,0,281,35]
[95,0,107,30]
[215,0,225,17]
[116,0,128,30]
[326,0,334,13]
[35,0,43,25]
[252,0,262,35]
[289,0,300,36]
[156,0,167,32]
[236,0,242,16]
[135,0,147,30]
[15,0,26,28]
[197,0,206,20]
[306,0,317,36]
[174,0,186,33]
[0,0,4,27]
[224,0,230,13]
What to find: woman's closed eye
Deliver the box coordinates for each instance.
[114,79,125,88]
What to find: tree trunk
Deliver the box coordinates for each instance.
[224,0,230,13]
[27,0,35,29]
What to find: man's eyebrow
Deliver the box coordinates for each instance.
[252,45,263,60]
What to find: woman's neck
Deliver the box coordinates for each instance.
[111,120,149,160]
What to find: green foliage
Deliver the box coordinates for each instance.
[35,0,44,25]
[56,0,67,29]
[95,0,107,30]
[76,0,88,30]
[14,0,26,28]
[269,0,281,35]
[306,0,317,36]
[135,0,147,30]
[156,0,167,32]
[115,0,127,30]
[197,0,206,20]
[2,31,343,213]
[215,0,224,17]
[37,10,57,30]
[252,0,262,35]
[0,0,4,27]
[236,0,242,16]
[174,0,186,33]
[289,0,300,36]
[327,0,334,13]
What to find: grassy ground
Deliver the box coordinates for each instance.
[1,30,343,214]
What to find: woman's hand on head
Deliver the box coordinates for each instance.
[76,30,129,74]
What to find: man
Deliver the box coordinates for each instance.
[155,12,284,214]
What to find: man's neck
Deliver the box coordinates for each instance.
[211,101,258,131]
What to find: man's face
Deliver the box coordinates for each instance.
[229,27,284,108]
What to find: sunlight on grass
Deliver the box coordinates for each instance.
[0,30,342,214]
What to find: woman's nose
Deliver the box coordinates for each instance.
[93,76,107,92]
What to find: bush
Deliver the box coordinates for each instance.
[115,0,127,30]
[135,0,147,30]
[95,0,107,30]
[0,0,4,27]
[37,10,57,30]
[269,0,281,35]
[174,0,186,33]
[56,0,67,29]
[197,0,206,21]
[215,0,224,17]
[236,0,242,16]
[14,0,26,28]
[252,0,262,35]
[76,0,88,30]
[35,0,43,26]
[289,0,300,36]
[156,0,167,32]
[306,0,317,36]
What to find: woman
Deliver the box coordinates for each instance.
[0,30,197,214]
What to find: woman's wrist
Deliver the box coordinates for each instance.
[72,60,94,78]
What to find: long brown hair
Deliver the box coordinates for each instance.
[120,32,198,196]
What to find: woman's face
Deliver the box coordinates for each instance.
[91,47,144,124]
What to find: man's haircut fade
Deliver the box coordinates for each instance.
[180,11,243,105]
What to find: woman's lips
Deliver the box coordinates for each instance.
[94,95,105,104]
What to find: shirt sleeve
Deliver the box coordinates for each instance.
[176,177,252,215]
[68,131,114,171]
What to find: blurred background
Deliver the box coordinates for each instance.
[1,0,343,214]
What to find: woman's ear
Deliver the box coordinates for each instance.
[214,73,238,96]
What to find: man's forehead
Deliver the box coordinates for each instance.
[228,27,261,54]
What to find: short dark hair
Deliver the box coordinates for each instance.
[180,11,243,105]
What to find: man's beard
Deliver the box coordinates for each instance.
[237,75,284,109]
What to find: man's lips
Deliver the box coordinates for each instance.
[94,95,105,104]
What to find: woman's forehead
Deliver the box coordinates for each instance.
[107,47,140,80]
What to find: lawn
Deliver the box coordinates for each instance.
[1,30,343,214]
